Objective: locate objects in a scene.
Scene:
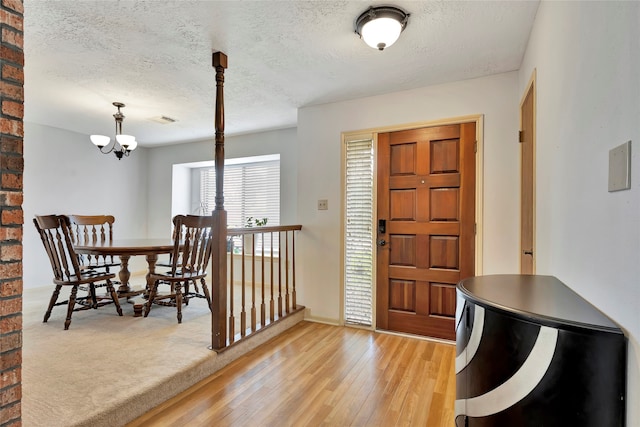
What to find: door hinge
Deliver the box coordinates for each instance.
[474,141,477,153]
[474,223,477,234]
[518,130,524,143]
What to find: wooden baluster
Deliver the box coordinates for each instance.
[260,231,266,327]
[278,231,283,318]
[285,230,290,314]
[270,231,275,322]
[292,230,296,309]
[251,232,256,331]
[228,238,235,343]
[241,234,246,337]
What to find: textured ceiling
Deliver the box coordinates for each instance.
[24,1,539,147]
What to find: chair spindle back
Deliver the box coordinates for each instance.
[34,214,83,282]
[170,215,214,276]
[67,214,117,268]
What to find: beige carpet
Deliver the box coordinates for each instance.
[22,278,304,427]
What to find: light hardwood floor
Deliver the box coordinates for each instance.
[127,321,456,426]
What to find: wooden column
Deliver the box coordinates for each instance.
[211,51,228,350]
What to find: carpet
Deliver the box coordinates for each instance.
[22,277,304,426]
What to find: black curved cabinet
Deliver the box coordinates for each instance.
[455,275,627,427]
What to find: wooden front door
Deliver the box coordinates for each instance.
[520,78,535,274]
[376,123,476,340]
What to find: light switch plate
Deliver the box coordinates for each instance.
[608,141,631,192]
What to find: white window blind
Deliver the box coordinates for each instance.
[344,138,374,326]
[199,157,280,252]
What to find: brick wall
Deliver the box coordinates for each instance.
[0,0,22,425]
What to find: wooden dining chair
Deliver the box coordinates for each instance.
[67,214,120,273]
[34,214,123,329]
[156,215,182,268]
[144,214,214,323]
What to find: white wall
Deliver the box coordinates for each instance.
[296,72,520,323]
[23,123,149,288]
[145,127,298,239]
[518,2,640,425]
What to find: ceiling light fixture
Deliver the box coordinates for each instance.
[355,5,410,51]
[90,102,138,160]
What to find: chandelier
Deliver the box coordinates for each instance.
[90,102,138,160]
[355,6,410,51]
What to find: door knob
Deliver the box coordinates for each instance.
[378,239,386,247]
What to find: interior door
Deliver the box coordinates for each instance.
[520,79,535,274]
[376,123,476,340]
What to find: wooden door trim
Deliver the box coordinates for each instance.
[519,70,536,273]
[345,114,483,137]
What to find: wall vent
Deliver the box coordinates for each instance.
[149,115,177,124]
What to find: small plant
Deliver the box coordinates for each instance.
[245,217,268,227]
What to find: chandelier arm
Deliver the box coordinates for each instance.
[98,141,116,154]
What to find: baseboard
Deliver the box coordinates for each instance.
[303,310,340,326]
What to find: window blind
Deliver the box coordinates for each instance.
[200,158,280,252]
[344,138,374,326]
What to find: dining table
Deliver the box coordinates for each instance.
[74,238,176,317]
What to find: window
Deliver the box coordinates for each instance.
[344,138,374,326]
[198,155,280,253]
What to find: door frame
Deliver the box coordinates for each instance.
[341,114,484,330]
[519,70,536,273]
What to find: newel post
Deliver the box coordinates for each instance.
[211,51,228,350]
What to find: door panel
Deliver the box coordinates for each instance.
[390,189,416,220]
[389,280,415,311]
[430,188,459,221]
[376,123,476,340]
[389,235,415,265]
[430,283,457,316]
